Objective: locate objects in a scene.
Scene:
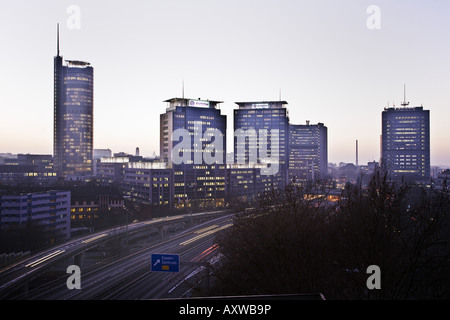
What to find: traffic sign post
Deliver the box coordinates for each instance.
[151,253,180,273]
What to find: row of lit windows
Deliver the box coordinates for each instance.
[392,116,425,119]
[70,207,99,213]
[239,110,284,114]
[24,172,57,177]
[66,88,92,93]
[393,170,423,173]
[394,154,421,158]
[230,170,254,175]
[196,176,225,180]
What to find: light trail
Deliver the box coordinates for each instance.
[194,225,218,234]
[25,250,66,268]
[81,233,108,244]
[179,224,232,246]
[192,244,219,262]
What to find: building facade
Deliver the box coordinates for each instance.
[122,162,173,207]
[96,156,130,187]
[381,106,430,182]
[160,98,227,208]
[54,27,94,180]
[0,190,71,242]
[0,154,57,187]
[288,122,328,185]
[69,186,124,227]
[233,101,289,187]
[93,149,112,176]
[226,164,279,204]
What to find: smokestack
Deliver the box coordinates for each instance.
[356,140,359,167]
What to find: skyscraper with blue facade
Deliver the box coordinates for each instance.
[54,25,94,180]
[160,98,227,208]
[381,106,430,182]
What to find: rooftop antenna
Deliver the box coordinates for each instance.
[57,23,60,56]
[182,80,184,99]
[279,88,282,101]
[401,84,409,106]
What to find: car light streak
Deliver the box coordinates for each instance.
[194,225,218,234]
[192,244,219,262]
[81,233,108,244]
[179,224,232,246]
[165,216,183,221]
[25,250,66,268]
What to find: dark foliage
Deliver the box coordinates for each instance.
[211,168,450,299]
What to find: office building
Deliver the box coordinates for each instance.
[68,186,124,228]
[54,25,94,180]
[233,101,289,187]
[288,122,328,184]
[436,169,450,188]
[96,156,130,186]
[0,154,57,187]
[0,190,71,242]
[122,162,173,207]
[160,98,227,208]
[93,149,112,176]
[226,163,278,203]
[381,106,430,182]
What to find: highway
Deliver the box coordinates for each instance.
[3,213,233,300]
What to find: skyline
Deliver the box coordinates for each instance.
[1,1,449,167]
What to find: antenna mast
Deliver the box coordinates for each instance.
[401,84,409,106]
[57,23,60,56]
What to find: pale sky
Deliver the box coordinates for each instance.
[1,0,449,166]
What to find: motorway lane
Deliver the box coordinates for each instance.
[0,217,161,294]
[0,234,100,297]
[0,211,229,298]
[110,237,220,300]
[19,214,233,300]
[83,215,232,300]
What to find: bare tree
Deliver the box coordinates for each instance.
[210,169,450,299]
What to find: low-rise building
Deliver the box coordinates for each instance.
[122,162,173,207]
[0,190,71,243]
[68,186,124,227]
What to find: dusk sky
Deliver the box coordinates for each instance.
[1,0,449,166]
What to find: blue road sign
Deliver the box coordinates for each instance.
[151,253,180,273]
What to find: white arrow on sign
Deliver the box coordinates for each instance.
[153,259,160,266]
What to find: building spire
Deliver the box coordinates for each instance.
[57,23,60,57]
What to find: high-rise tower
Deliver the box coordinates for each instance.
[233,101,289,186]
[288,122,328,184]
[160,97,227,208]
[381,104,430,182]
[54,24,94,180]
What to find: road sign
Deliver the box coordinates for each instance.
[151,253,180,273]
